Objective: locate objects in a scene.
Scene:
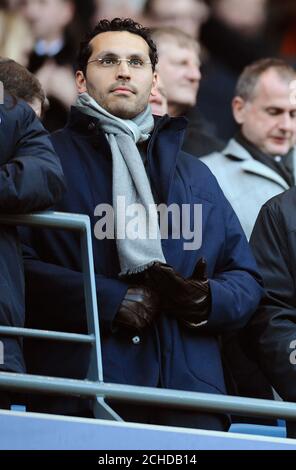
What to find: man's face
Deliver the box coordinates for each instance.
[76,31,157,119]
[233,68,296,156]
[21,0,74,40]
[156,40,201,116]
[149,73,168,116]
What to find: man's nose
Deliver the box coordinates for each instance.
[115,61,131,80]
[186,64,201,83]
[279,113,293,132]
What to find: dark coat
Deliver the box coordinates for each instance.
[21,108,263,416]
[247,187,296,435]
[248,187,296,402]
[0,95,65,373]
[182,108,225,157]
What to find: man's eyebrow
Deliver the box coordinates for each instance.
[264,106,284,113]
[97,51,147,58]
[96,51,119,58]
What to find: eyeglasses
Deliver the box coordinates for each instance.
[87,57,152,69]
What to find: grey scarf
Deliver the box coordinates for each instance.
[76,92,166,276]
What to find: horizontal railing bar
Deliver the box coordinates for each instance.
[0,211,90,232]
[0,372,295,421]
[0,326,95,343]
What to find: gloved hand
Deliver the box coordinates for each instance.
[113,286,160,334]
[147,258,211,327]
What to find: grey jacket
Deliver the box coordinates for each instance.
[201,139,296,239]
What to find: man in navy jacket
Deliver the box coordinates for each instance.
[22,18,263,429]
[0,93,65,407]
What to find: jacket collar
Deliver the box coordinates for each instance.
[222,138,293,189]
[66,106,100,135]
[67,106,187,135]
[66,107,188,203]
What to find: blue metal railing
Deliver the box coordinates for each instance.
[0,212,295,429]
[0,211,120,420]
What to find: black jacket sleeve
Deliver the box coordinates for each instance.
[0,98,65,213]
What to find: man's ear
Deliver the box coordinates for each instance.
[76,70,87,93]
[151,72,158,95]
[232,96,247,125]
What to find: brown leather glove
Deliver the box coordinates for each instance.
[147,258,210,327]
[113,286,160,334]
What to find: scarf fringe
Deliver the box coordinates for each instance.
[119,260,159,278]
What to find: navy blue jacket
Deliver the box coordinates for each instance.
[22,109,263,403]
[0,95,65,373]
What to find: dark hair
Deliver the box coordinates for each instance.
[235,58,296,101]
[77,17,158,74]
[0,58,47,113]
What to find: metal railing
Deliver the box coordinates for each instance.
[0,211,120,420]
[0,212,295,428]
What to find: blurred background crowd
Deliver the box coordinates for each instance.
[1,0,296,137]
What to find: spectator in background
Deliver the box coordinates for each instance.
[247,186,296,438]
[0,57,47,117]
[149,73,168,116]
[198,0,273,140]
[21,0,79,130]
[210,0,267,37]
[142,0,209,39]
[0,93,65,410]
[152,28,201,117]
[0,6,34,67]
[151,27,224,156]
[201,58,296,239]
[92,0,144,25]
[201,58,296,411]
[201,0,271,74]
